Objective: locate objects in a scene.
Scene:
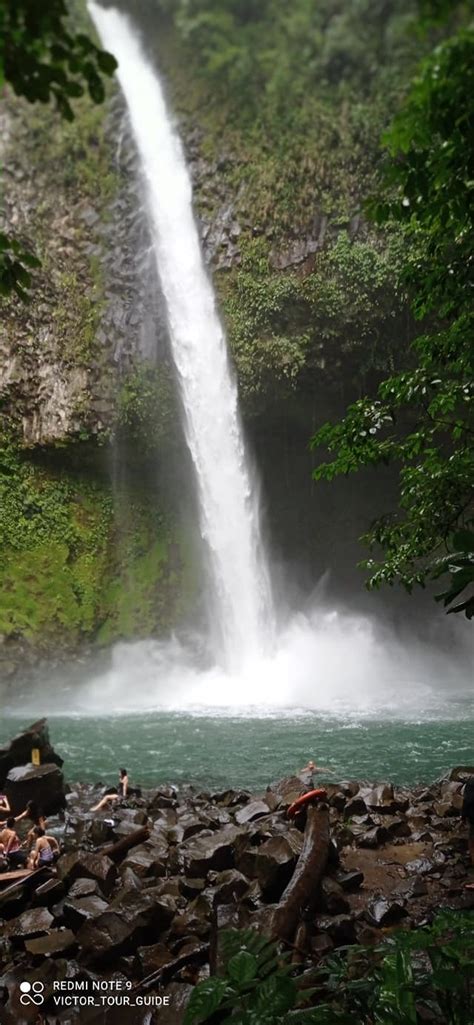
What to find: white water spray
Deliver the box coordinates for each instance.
[89,3,273,670]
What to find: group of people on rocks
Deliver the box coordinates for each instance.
[0,797,60,871]
[1,766,474,888]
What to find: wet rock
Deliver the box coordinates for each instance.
[366,897,407,927]
[354,825,389,848]
[173,812,209,841]
[120,867,143,891]
[392,876,428,900]
[210,869,250,905]
[32,878,65,906]
[170,902,211,941]
[315,913,357,946]
[57,851,117,895]
[405,856,436,876]
[211,789,252,808]
[0,719,63,783]
[359,784,407,814]
[181,825,247,876]
[444,766,474,783]
[5,762,66,816]
[267,776,309,808]
[325,786,348,812]
[77,889,175,962]
[68,877,102,899]
[336,870,364,891]
[156,877,183,900]
[120,842,167,878]
[237,831,303,893]
[137,941,174,975]
[407,812,431,832]
[179,877,207,898]
[3,907,53,940]
[63,894,109,931]
[434,799,461,818]
[320,877,350,916]
[384,816,411,839]
[149,786,178,810]
[343,796,368,818]
[87,819,114,846]
[25,928,76,956]
[235,800,270,825]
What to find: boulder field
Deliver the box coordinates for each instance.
[0,764,473,1024]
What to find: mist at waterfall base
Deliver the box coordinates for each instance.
[5,4,471,787]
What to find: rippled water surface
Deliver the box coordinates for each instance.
[1,708,473,791]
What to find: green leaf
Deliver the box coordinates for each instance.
[228,950,259,986]
[97,50,118,75]
[183,978,227,1025]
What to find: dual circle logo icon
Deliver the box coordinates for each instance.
[19,981,45,1006]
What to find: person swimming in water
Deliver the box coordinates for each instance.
[300,759,333,774]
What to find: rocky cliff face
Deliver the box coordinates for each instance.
[0,87,195,680]
[0,92,163,445]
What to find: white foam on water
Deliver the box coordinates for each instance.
[13,604,473,720]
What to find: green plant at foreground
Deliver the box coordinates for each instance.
[185,913,474,1025]
[184,929,335,1025]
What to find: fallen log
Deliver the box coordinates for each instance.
[133,943,209,992]
[0,868,50,907]
[100,826,149,863]
[271,804,330,943]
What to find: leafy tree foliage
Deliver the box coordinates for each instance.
[312,25,474,617]
[0,0,117,299]
[162,0,425,128]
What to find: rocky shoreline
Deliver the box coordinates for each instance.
[0,723,473,1024]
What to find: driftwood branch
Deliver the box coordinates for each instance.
[100,826,149,862]
[271,804,330,943]
[133,943,209,992]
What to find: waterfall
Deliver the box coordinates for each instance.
[89,3,274,671]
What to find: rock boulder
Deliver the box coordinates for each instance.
[5,762,66,815]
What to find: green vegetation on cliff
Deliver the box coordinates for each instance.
[153,0,448,406]
[161,0,431,229]
[0,431,185,648]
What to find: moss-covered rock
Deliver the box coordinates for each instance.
[0,432,192,659]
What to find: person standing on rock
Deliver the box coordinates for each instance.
[462,776,474,890]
